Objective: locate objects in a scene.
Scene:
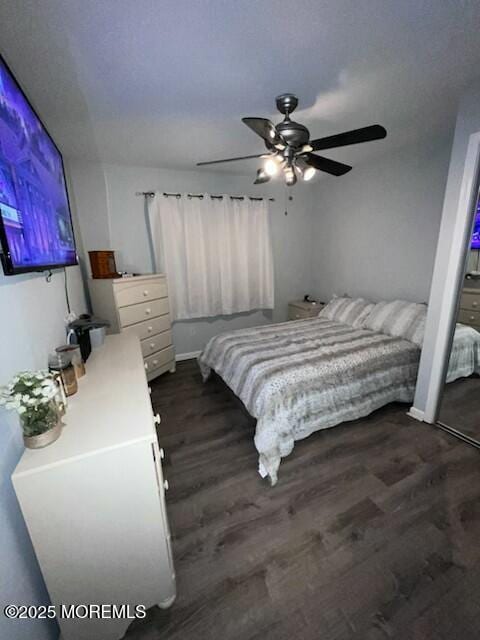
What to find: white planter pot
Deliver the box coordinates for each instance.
[23,421,62,449]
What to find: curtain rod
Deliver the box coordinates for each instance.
[135,191,275,202]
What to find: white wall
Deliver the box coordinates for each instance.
[0,266,86,640]
[310,134,453,305]
[69,161,316,353]
[414,79,480,416]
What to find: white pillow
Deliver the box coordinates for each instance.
[361,300,427,345]
[319,297,373,327]
[351,303,375,328]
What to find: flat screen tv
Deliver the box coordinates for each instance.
[472,205,480,251]
[0,55,76,275]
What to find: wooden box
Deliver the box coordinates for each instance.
[89,250,118,278]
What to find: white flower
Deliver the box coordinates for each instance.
[18,406,26,415]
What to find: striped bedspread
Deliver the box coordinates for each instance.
[198,318,480,485]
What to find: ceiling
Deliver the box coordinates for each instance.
[1,0,479,175]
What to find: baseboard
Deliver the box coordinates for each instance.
[176,350,201,362]
[407,406,425,422]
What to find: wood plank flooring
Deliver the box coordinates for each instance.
[124,360,480,640]
[439,376,480,441]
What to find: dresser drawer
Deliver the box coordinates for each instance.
[119,298,169,328]
[144,347,175,373]
[141,331,172,358]
[121,315,171,341]
[460,292,480,312]
[288,306,321,320]
[288,308,309,320]
[458,308,480,327]
[115,280,167,307]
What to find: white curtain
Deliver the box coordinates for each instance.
[148,194,274,320]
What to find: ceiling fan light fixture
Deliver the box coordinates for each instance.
[264,157,279,176]
[284,166,297,186]
[254,168,270,185]
[302,166,316,181]
[303,167,316,181]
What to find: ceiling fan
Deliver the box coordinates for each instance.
[197,93,387,185]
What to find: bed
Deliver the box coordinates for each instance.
[198,315,480,485]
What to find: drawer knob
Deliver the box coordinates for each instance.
[153,359,158,365]
[473,302,478,308]
[143,290,149,296]
[164,479,169,491]
[147,326,153,332]
[145,308,151,315]
[150,342,155,349]
[470,316,475,321]
[160,447,165,459]
[154,413,161,425]
[144,363,148,370]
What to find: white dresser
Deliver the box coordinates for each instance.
[459,285,480,330]
[12,334,175,640]
[88,274,175,380]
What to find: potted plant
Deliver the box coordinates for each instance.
[0,371,63,449]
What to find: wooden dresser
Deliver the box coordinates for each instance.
[459,285,480,330]
[89,274,175,380]
[288,300,324,321]
[12,334,175,640]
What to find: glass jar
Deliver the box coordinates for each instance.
[56,344,85,379]
[49,352,78,397]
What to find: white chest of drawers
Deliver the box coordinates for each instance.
[12,334,175,640]
[88,274,175,380]
[459,286,480,330]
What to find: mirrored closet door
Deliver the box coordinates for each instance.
[437,191,480,444]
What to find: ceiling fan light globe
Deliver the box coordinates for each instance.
[264,158,279,176]
[254,168,270,185]
[302,166,316,181]
[284,166,297,186]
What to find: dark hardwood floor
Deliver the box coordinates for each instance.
[125,360,480,640]
[439,376,480,441]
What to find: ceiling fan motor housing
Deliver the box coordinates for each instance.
[274,93,310,150]
[276,119,310,149]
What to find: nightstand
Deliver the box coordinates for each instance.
[288,300,324,321]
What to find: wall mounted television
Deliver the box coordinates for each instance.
[472,205,480,251]
[0,55,77,275]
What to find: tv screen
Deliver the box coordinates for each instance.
[472,205,480,251]
[0,56,76,275]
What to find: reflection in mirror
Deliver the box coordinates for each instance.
[438,191,480,443]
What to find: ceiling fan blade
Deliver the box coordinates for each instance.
[310,125,387,152]
[242,117,286,148]
[197,153,267,167]
[304,153,352,176]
